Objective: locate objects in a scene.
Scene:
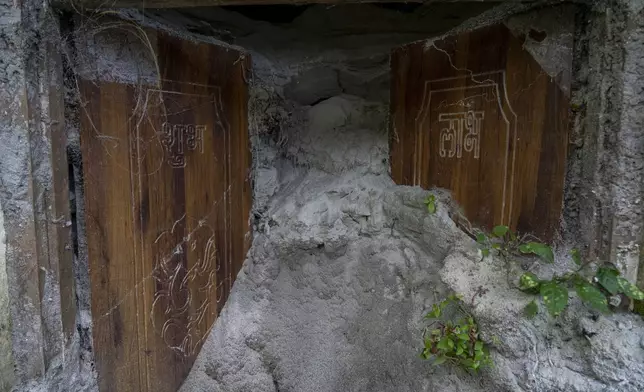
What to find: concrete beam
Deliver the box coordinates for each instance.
[61,0,523,10]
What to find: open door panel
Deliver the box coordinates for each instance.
[79,31,251,392]
[390,23,572,240]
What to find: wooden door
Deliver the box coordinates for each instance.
[79,31,251,392]
[390,24,572,240]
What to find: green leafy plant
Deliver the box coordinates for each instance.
[476,225,553,263]
[416,198,644,374]
[635,300,644,317]
[476,225,644,317]
[424,194,437,214]
[518,264,644,317]
[420,294,492,372]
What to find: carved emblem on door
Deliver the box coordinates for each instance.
[161,123,206,168]
[438,110,484,159]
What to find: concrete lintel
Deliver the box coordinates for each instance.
[58,0,528,10]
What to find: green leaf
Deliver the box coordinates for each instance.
[448,293,463,301]
[519,272,541,292]
[456,346,464,356]
[436,337,451,351]
[425,304,441,319]
[432,355,447,366]
[474,341,484,352]
[596,267,620,295]
[509,230,517,241]
[424,195,437,214]
[570,249,582,266]
[481,248,490,258]
[574,281,609,312]
[457,333,470,341]
[473,350,484,362]
[476,233,487,244]
[528,242,554,263]
[492,225,509,238]
[634,300,644,317]
[617,277,644,300]
[447,338,455,349]
[523,300,539,319]
[540,282,569,316]
[460,358,475,368]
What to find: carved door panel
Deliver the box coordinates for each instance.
[390,23,572,240]
[79,32,251,392]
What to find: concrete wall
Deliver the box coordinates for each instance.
[0,0,95,391]
[0,0,47,387]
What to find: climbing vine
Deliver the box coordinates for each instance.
[477,225,644,317]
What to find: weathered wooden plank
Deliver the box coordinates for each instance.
[45,21,77,352]
[79,30,251,392]
[80,81,143,392]
[390,23,571,240]
[28,15,78,368]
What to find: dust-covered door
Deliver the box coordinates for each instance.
[390,23,572,240]
[79,30,251,392]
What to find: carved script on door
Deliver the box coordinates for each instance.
[161,122,206,168]
[438,110,484,159]
[411,71,518,229]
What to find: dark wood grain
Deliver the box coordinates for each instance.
[390,24,572,241]
[47,37,77,348]
[80,31,251,392]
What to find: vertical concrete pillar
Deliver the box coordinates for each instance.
[616,2,644,288]
[0,0,75,389]
[570,0,644,286]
